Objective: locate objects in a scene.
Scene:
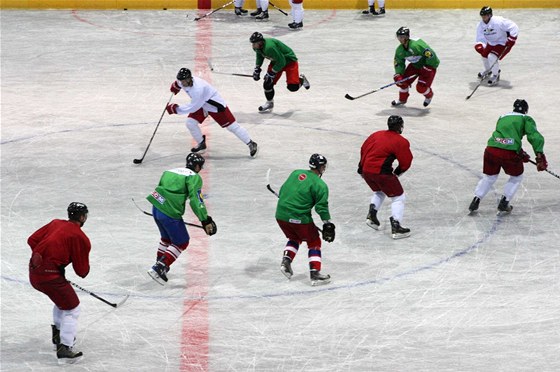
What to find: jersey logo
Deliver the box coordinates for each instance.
[423,49,433,58]
[494,137,514,145]
[151,191,166,204]
[298,174,307,181]
[196,189,204,203]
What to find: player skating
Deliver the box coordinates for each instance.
[167,68,258,158]
[475,6,519,86]
[146,153,217,285]
[362,0,386,15]
[28,203,91,364]
[468,100,548,215]
[250,32,310,112]
[250,0,270,20]
[275,154,335,286]
[358,116,413,239]
[392,26,440,108]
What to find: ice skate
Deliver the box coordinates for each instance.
[477,71,489,80]
[310,270,331,286]
[258,100,274,112]
[191,135,207,153]
[51,325,60,347]
[362,6,378,15]
[300,74,310,90]
[280,257,293,279]
[255,10,269,20]
[250,8,262,16]
[248,140,258,158]
[57,344,83,365]
[423,97,432,107]
[497,195,513,216]
[147,261,169,285]
[390,217,411,239]
[234,7,248,16]
[391,100,406,107]
[487,72,500,86]
[468,196,480,214]
[378,7,385,14]
[366,204,380,230]
[288,22,303,30]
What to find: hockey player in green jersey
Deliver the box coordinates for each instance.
[275,154,335,286]
[468,99,548,215]
[146,153,217,285]
[250,32,310,112]
[392,26,439,108]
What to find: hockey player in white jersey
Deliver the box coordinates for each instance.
[475,6,519,86]
[167,68,258,158]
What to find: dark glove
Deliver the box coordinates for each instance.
[393,74,407,88]
[202,216,217,236]
[322,222,335,243]
[166,103,179,115]
[536,153,548,171]
[518,149,530,163]
[253,66,262,81]
[170,81,181,95]
[357,166,363,175]
[393,166,405,176]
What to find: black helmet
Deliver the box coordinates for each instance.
[388,115,404,133]
[513,99,529,114]
[480,6,492,16]
[67,202,88,221]
[177,68,192,81]
[396,27,410,37]
[309,153,327,169]
[250,32,264,43]
[186,153,205,171]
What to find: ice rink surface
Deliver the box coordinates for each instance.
[2,7,560,371]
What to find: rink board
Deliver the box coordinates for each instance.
[2,0,559,9]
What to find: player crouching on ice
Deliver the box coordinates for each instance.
[392,27,439,108]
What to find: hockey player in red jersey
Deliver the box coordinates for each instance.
[475,6,519,86]
[28,202,91,364]
[358,116,413,239]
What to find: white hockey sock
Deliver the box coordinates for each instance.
[60,305,80,347]
[503,175,523,201]
[482,57,491,72]
[226,122,251,144]
[368,0,374,6]
[488,53,500,75]
[186,118,204,144]
[290,1,304,23]
[234,0,244,8]
[378,0,385,7]
[391,194,406,222]
[261,0,269,11]
[370,192,386,210]
[53,305,63,330]
[474,174,498,199]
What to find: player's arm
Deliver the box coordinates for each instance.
[70,235,91,278]
[186,175,209,222]
[27,222,52,250]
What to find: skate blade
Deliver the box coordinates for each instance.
[258,108,273,113]
[496,208,512,217]
[147,269,166,286]
[391,232,411,239]
[280,266,292,279]
[366,220,380,230]
[310,278,331,286]
[57,355,83,365]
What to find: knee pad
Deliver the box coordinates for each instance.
[416,83,428,95]
[287,84,300,92]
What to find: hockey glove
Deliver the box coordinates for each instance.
[536,153,548,171]
[393,74,407,88]
[506,34,517,48]
[518,149,530,163]
[474,43,485,55]
[322,222,336,243]
[393,166,405,177]
[166,103,179,115]
[357,166,363,175]
[202,216,217,236]
[253,66,262,81]
[170,81,181,95]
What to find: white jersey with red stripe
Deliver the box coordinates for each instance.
[176,76,227,115]
[476,15,519,46]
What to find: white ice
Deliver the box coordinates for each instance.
[1,8,560,371]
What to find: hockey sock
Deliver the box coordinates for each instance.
[371,191,386,210]
[290,2,304,23]
[390,194,406,222]
[308,246,322,272]
[265,89,275,101]
[474,174,499,199]
[283,240,300,261]
[398,88,409,103]
[226,122,251,144]
[157,238,171,261]
[503,175,523,201]
[487,53,500,76]
[186,118,204,144]
[163,241,189,266]
[60,305,80,347]
[53,305,63,331]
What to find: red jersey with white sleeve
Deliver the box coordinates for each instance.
[476,16,519,46]
[28,219,91,281]
[176,76,228,115]
[359,130,413,175]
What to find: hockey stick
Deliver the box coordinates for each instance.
[131,198,204,229]
[466,49,508,100]
[70,281,129,308]
[269,2,289,16]
[528,159,560,179]
[194,0,235,21]
[133,93,174,164]
[207,59,252,78]
[266,169,322,232]
[345,75,418,101]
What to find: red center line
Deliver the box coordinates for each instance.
[181,12,212,372]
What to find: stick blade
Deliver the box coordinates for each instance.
[133,159,142,164]
[344,94,355,100]
[115,294,130,308]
